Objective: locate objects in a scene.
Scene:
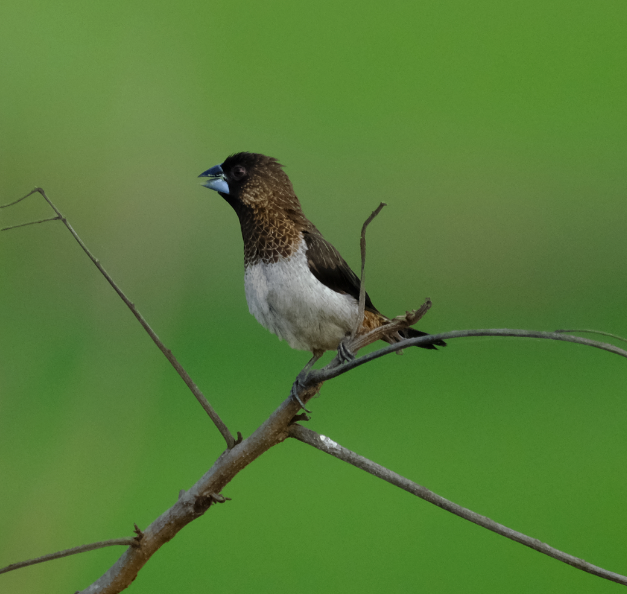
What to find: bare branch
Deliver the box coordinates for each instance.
[353,202,386,338]
[76,383,320,594]
[4,189,625,590]
[288,424,627,587]
[0,539,138,576]
[555,329,627,344]
[307,328,627,386]
[0,188,237,449]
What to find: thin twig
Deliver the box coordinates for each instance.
[345,298,432,357]
[0,188,38,209]
[1,188,237,449]
[1,215,61,231]
[307,328,627,385]
[0,539,137,575]
[288,425,627,587]
[353,202,386,338]
[555,329,627,344]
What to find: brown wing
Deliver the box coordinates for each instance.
[302,230,380,314]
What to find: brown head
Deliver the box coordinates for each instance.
[199,152,312,265]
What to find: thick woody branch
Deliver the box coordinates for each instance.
[1,188,238,449]
[288,425,627,587]
[0,383,322,592]
[76,383,320,594]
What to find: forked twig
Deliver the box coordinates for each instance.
[346,202,433,357]
[1,188,238,449]
[347,299,433,355]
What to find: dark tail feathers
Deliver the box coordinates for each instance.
[399,328,447,350]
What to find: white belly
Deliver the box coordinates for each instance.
[244,241,358,352]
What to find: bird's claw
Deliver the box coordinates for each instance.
[337,340,356,364]
[290,374,312,413]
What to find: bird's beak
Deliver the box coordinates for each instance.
[198,163,229,194]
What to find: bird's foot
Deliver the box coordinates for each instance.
[290,373,312,413]
[289,351,323,413]
[337,339,356,364]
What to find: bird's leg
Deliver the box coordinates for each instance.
[290,350,323,412]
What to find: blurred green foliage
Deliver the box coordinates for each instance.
[1,1,626,592]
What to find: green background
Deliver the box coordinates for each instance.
[1,1,626,592]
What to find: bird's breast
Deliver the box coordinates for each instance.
[244,239,358,352]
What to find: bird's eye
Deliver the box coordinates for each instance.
[231,165,247,181]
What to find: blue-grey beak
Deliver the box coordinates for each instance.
[199,163,229,194]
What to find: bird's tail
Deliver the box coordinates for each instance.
[395,327,447,350]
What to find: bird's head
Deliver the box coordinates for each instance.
[199,152,296,209]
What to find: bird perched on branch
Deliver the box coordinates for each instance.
[199,152,445,370]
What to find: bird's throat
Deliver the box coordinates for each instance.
[238,205,303,266]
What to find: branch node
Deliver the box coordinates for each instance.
[133,524,144,542]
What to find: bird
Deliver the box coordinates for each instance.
[199,152,445,405]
